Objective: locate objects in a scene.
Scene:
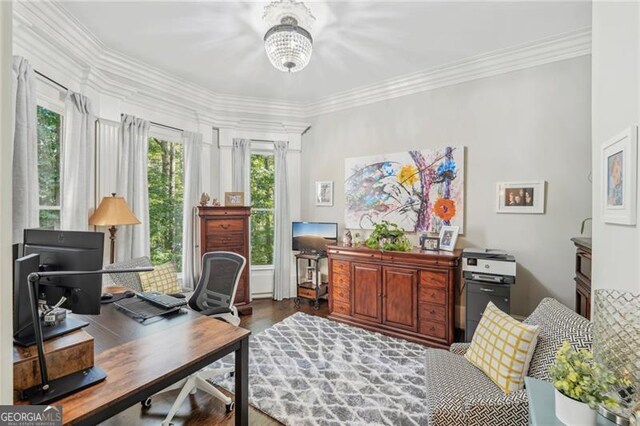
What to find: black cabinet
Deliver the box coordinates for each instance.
[465,280,511,341]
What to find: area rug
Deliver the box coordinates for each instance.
[213,312,430,426]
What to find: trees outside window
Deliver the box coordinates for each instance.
[147,137,184,270]
[250,153,275,266]
[37,106,62,228]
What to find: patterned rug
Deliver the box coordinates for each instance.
[213,312,430,426]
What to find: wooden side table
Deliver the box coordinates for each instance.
[525,377,615,425]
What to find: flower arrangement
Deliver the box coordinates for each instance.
[550,341,629,409]
[365,221,413,252]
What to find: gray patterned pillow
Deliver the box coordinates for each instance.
[104,256,152,292]
[523,298,592,381]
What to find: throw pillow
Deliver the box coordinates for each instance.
[465,301,540,394]
[104,256,152,292]
[139,262,182,294]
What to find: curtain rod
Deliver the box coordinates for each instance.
[120,113,184,133]
[34,70,68,91]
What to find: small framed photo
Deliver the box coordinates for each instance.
[602,126,637,225]
[224,192,244,207]
[316,181,333,206]
[439,226,459,251]
[496,181,546,214]
[419,234,440,251]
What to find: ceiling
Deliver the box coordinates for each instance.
[59,1,591,104]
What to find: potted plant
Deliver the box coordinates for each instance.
[549,341,629,425]
[364,221,412,252]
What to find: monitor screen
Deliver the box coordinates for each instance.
[292,222,338,253]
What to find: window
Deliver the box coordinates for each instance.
[147,137,184,270]
[250,153,275,266]
[37,106,62,228]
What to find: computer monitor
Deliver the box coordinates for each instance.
[23,229,105,314]
[14,229,105,346]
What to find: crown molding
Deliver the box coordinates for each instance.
[13,0,591,123]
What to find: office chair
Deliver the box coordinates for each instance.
[146,251,246,426]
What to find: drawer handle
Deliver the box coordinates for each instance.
[220,224,230,229]
[480,288,495,293]
[430,292,436,298]
[429,326,435,331]
[430,310,436,314]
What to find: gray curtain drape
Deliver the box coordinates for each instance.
[11,56,38,243]
[61,92,95,230]
[181,131,204,289]
[116,114,150,261]
[273,141,290,301]
[232,138,250,194]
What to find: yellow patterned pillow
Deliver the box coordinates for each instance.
[139,262,182,294]
[465,301,539,393]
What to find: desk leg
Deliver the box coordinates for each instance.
[235,337,249,426]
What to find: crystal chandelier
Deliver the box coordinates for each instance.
[263,0,315,73]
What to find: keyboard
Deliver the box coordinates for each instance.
[136,292,188,309]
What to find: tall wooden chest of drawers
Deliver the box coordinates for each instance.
[327,245,462,348]
[198,206,252,315]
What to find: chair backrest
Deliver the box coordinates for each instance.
[188,251,246,313]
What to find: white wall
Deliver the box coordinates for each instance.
[301,57,592,317]
[0,0,12,404]
[591,2,640,295]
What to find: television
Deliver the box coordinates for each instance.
[292,222,338,254]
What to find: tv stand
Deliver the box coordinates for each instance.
[14,316,89,347]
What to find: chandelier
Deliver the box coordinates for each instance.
[263,0,315,73]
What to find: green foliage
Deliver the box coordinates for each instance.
[250,154,275,265]
[37,106,61,228]
[365,221,413,252]
[148,138,184,271]
[550,341,629,409]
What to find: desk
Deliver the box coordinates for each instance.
[19,303,250,426]
[525,377,615,426]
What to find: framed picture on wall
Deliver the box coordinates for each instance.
[496,181,546,214]
[602,126,638,225]
[224,192,244,207]
[316,181,333,206]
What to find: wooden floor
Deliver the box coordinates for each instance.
[101,298,330,426]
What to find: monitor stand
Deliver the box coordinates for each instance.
[13,317,89,347]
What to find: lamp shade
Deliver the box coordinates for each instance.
[89,194,140,226]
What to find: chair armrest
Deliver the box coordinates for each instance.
[199,307,232,316]
[449,342,471,355]
[465,389,529,426]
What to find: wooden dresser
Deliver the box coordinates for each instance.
[198,206,252,315]
[327,245,462,348]
[571,237,591,320]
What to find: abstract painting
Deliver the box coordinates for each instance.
[345,146,465,233]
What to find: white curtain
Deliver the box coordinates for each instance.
[11,56,38,243]
[273,141,291,301]
[232,138,250,194]
[116,114,150,261]
[181,131,203,289]
[60,92,95,230]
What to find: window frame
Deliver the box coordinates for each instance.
[36,103,64,229]
[249,149,276,269]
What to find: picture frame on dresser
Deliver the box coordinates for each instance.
[602,126,638,225]
[438,226,459,251]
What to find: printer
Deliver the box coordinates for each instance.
[462,248,516,341]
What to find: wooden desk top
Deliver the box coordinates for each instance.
[18,303,250,425]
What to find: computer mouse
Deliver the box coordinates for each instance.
[168,293,186,299]
[123,290,135,298]
[101,293,113,301]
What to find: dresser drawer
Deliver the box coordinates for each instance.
[419,321,446,340]
[204,232,244,248]
[333,301,351,316]
[331,260,351,277]
[332,286,351,304]
[332,273,350,289]
[420,271,448,289]
[419,303,446,322]
[206,218,245,233]
[298,287,316,299]
[419,286,446,305]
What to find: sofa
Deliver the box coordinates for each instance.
[424,298,593,426]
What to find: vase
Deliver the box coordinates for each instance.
[555,389,596,425]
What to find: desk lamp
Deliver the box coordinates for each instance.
[21,266,152,405]
[89,193,140,263]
